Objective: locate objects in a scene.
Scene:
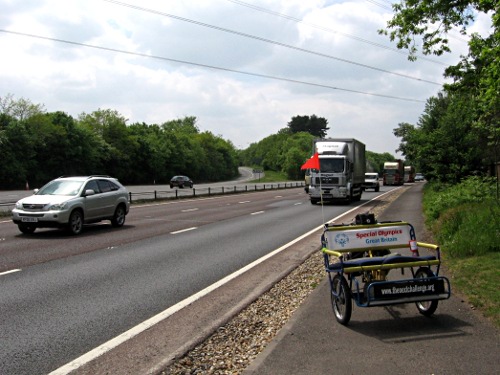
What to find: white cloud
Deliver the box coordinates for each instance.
[0,0,490,156]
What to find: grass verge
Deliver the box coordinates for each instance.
[445,253,500,327]
[248,170,289,183]
[423,177,499,328]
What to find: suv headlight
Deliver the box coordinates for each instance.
[15,201,23,209]
[49,202,68,210]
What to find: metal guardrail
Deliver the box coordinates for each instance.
[127,182,305,203]
[0,182,306,212]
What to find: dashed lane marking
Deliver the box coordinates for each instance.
[170,227,198,234]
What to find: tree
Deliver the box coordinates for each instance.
[393,92,485,183]
[0,118,34,189]
[287,115,329,138]
[444,31,500,170]
[78,109,138,181]
[380,0,497,60]
[281,132,315,179]
[162,116,199,134]
[0,94,45,121]
[366,151,396,174]
[382,1,499,178]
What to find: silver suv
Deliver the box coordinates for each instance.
[12,176,130,235]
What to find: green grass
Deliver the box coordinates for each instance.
[248,170,289,183]
[423,177,500,328]
[445,253,500,327]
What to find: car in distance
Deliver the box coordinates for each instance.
[361,172,380,192]
[414,173,425,182]
[12,175,130,235]
[170,175,193,188]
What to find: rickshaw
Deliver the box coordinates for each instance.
[321,214,451,325]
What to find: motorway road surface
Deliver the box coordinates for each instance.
[1,185,389,374]
[0,167,264,210]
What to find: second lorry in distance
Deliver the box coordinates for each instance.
[404,165,416,183]
[307,138,366,204]
[383,159,405,186]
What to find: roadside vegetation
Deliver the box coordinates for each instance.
[382,2,499,328]
[248,170,288,183]
[0,101,240,189]
[422,178,499,327]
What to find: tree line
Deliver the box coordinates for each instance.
[0,101,395,191]
[238,115,396,179]
[0,95,239,189]
[384,0,498,184]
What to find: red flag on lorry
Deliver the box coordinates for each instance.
[301,152,320,170]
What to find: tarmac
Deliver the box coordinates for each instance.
[242,183,500,375]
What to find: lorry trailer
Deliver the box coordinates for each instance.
[383,160,404,186]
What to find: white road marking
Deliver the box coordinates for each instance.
[250,211,265,215]
[0,269,21,276]
[181,208,199,212]
[170,227,197,234]
[49,194,388,374]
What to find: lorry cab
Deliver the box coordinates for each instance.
[308,139,365,204]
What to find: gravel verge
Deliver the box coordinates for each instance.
[162,188,409,374]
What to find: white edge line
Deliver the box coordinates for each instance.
[0,269,21,276]
[49,192,394,374]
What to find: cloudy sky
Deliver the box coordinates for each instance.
[0,0,492,155]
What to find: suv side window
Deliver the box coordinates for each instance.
[98,180,112,193]
[85,180,100,194]
[107,180,120,191]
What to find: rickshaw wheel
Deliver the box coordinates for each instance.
[414,267,439,316]
[331,275,352,325]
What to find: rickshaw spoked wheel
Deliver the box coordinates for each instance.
[331,274,352,325]
[414,267,439,316]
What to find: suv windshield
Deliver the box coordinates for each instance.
[37,180,84,196]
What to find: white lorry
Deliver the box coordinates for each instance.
[308,138,366,204]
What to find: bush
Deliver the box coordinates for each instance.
[423,176,497,222]
[435,202,499,257]
[424,176,499,258]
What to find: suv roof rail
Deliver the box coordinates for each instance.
[56,175,113,179]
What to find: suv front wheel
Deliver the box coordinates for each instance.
[68,210,84,235]
[18,224,36,234]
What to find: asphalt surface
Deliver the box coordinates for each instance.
[242,183,499,375]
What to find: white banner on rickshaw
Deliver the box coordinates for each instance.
[325,225,412,250]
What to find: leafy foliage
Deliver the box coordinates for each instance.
[380,0,496,60]
[286,115,330,138]
[423,177,499,257]
[394,92,488,183]
[0,95,239,189]
[239,131,315,180]
[366,151,396,173]
[384,1,498,182]
[240,124,394,180]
